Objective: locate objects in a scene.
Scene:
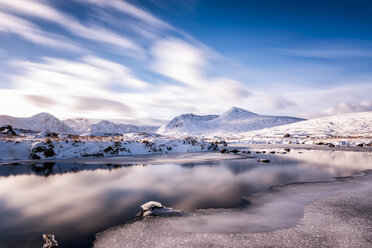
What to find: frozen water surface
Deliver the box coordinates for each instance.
[95,173,372,248]
[0,148,371,247]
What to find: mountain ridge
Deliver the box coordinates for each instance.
[158,107,305,137]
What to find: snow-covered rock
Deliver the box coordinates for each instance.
[138,201,179,217]
[159,107,304,137]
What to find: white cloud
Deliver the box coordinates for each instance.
[322,101,372,116]
[151,38,250,103]
[1,56,151,119]
[0,11,83,52]
[0,0,143,55]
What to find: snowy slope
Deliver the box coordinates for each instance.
[90,120,159,135]
[239,111,372,145]
[159,107,304,137]
[63,118,94,133]
[0,113,74,134]
[63,118,160,135]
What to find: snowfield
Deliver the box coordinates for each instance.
[237,111,372,146]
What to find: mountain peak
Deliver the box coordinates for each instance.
[221,107,257,117]
[31,112,58,120]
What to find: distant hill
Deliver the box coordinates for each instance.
[0,113,74,134]
[241,111,372,139]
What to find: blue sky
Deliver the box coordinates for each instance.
[0,0,371,120]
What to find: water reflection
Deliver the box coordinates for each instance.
[0,149,371,248]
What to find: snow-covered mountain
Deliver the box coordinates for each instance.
[158,107,305,137]
[242,111,372,139]
[0,113,74,134]
[89,120,159,135]
[63,118,93,133]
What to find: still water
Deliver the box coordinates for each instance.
[0,149,371,248]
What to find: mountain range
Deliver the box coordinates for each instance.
[158,107,305,137]
[0,107,305,136]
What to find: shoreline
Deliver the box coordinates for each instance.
[228,143,372,152]
[1,143,370,165]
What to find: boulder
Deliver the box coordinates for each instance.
[43,233,58,248]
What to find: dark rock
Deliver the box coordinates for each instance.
[31,153,41,160]
[220,148,228,153]
[44,148,55,158]
[328,143,335,147]
[43,233,58,248]
[258,159,270,163]
[356,143,364,147]
[32,146,46,153]
[45,132,58,138]
[269,151,275,154]
[284,148,291,152]
[283,133,290,138]
[0,125,17,136]
[229,149,239,154]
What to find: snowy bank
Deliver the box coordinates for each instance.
[0,130,221,161]
[234,111,372,147]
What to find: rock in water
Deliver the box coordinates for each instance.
[43,233,58,248]
[138,201,181,217]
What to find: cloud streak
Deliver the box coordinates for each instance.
[0,11,83,52]
[0,0,143,54]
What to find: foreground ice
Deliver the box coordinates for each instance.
[94,172,372,248]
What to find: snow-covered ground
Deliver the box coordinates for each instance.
[0,130,221,161]
[235,111,372,147]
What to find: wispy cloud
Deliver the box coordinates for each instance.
[0,0,143,55]
[322,101,372,116]
[74,96,133,115]
[80,0,172,30]
[24,94,56,108]
[0,11,83,52]
[4,55,151,118]
[151,38,251,105]
[280,47,372,59]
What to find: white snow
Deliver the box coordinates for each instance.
[141,201,164,210]
[238,111,372,146]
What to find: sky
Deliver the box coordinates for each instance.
[0,0,371,120]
